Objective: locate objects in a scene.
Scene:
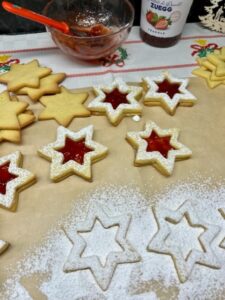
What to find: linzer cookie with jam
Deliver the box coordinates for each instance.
[38,125,108,182]
[143,72,197,115]
[0,151,36,211]
[126,121,192,176]
[88,78,143,126]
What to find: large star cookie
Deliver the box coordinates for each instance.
[38,86,90,126]
[0,91,28,130]
[17,73,66,102]
[143,72,197,115]
[88,78,143,126]
[0,151,36,211]
[126,121,192,176]
[0,59,51,92]
[148,200,221,283]
[38,125,108,182]
[63,204,141,290]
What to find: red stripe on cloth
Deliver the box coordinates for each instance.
[66,63,198,78]
[0,34,224,54]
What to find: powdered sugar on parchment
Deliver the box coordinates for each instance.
[1,177,225,300]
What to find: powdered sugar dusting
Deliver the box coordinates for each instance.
[1,177,225,299]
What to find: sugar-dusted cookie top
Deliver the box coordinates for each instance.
[38,86,90,127]
[126,121,192,176]
[88,78,143,126]
[38,125,108,182]
[0,151,36,211]
[0,59,51,92]
[143,72,197,115]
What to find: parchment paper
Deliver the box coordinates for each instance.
[0,77,225,297]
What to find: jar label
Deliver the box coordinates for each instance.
[141,0,193,38]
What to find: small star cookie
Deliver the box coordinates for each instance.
[17,73,66,102]
[88,78,143,126]
[0,91,28,130]
[0,239,9,255]
[126,121,192,176]
[38,125,108,182]
[0,59,52,92]
[192,47,225,88]
[38,86,90,127]
[0,151,36,211]
[143,72,197,115]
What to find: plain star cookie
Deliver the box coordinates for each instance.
[148,200,221,283]
[0,151,36,211]
[0,59,51,92]
[38,125,108,182]
[38,86,90,127]
[88,78,143,126]
[0,110,35,143]
[143,72,197,115]
[0,91,28,130]
[17,73,66,102]
[126,121,192,176]
[63,204,141,291]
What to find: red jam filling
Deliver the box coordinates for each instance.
[0,162,18,195]
[156,79,181,98]
[144,131,175,158]
[104,88,129,109]
[57,137,93,165]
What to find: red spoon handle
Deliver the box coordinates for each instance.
[2,1,70,34]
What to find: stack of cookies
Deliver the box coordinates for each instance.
[0,59,66,142]
[192,46,225,88]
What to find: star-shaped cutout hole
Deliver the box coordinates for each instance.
[0,151,36,211]
[38,125,108,182]
[148,200,221,283]
[62,204,141,290]
[126,121,192,176]
[0,91,28,130]
[143,72,197,115]
[88,78,143,126]
[0,59,51,92]
[57,137,94,165]
[38,86,90,127]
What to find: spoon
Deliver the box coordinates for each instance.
[2,1,111,37]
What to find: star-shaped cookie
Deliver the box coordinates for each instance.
[0,111,35,143]
[38,86,90,126]
[0,91,28,130]
[17,73,66,102]
[148,200,221,283]
[38,125,108,182]
[63,204,141,290]
[0,59,51,92]
[0,151,36,211]
[126,121,192,176]
[143,72,197,115]
[0,239,9,255]
[219,209,225,249]
[88,78,143,126]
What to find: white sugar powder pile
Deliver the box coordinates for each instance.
[1,177,225,300]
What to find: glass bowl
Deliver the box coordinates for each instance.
[43,0,134,60]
